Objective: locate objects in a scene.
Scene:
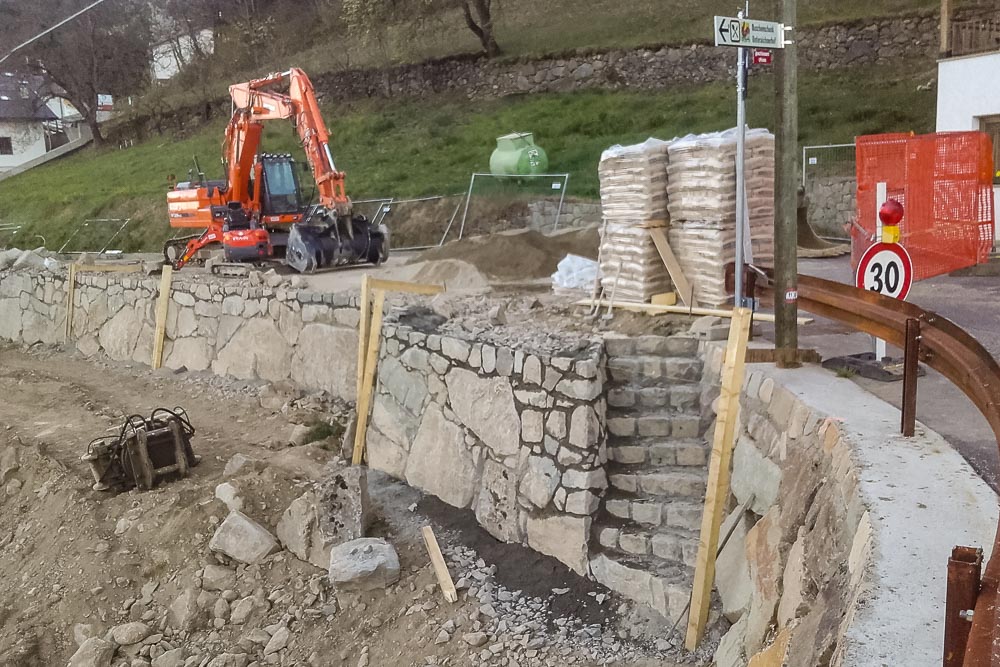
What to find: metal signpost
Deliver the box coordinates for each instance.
[713,11,785,307]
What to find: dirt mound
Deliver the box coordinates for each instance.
[412,227,600,282]
[383,258,492,291]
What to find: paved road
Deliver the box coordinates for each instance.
[759,255,1000,491]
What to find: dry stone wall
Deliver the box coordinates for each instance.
[366,322,608,575]
[0,267,361,400]
[806,176,856,239]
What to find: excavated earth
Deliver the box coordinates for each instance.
[0,342,706,667]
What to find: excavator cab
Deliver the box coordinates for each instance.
[257,154,304,219]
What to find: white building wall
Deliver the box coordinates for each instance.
[937,52,1000,131]
[0,121,47,172]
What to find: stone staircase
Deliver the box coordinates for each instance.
[590,334,710,622]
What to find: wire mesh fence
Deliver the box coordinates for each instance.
[802,143,857,240]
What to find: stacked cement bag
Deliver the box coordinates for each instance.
[666,128,775,306]
[596,139,672,302]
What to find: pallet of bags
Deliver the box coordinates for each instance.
[599,223,672,302]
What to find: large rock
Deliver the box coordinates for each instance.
[378,356,429,416]
[290,323,357,400]
[97,306,145,361]
[151,649,186,667]
[744,508,784,654]
[405,405,481,508]
[731,436,782,515]
[167,588,203,631]
[714,614,749,667]
[110,622,151,645]
[777,530,807,626]
[475,460,522,543]
[526,514,591,576]
[445,368,520,456]
[206,654,250,667]
[589,553,668,618]
[277,466,370,568]
[213,319,291,382]
[67,638,115,667]
[328,538,401,591]
[519,455,560,508]
[165,337,212,371]
[715,506,754,623]
[202,564,237,592]
[209,511,280,564]
[0,298,21,340]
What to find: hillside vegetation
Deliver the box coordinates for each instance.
[0,63,935,253]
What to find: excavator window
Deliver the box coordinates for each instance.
[261,159,302,215]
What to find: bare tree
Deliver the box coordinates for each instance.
[343,0,501,58]
[0,0,152,147]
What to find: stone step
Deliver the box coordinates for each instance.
[594,523,700,570]
[604,334,701,360]
[606,413,702,439]
[607,439,709,467]
[608,466,707,499]
[606,356,703,388]
[600,494,703,533]
[607,384,702,414]
[589,551,693,622]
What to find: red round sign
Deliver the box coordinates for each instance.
[856,242,913,300]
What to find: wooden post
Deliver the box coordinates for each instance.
[421,526,459,603]
[685,307,753,651]
[151,265,173,370]
[356,274,372,402]
[774,0,800,368]
[941,0,953,56]
[352,288,385,465]
[64,264,77,341]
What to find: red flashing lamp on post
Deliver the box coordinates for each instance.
[879,199,904,244]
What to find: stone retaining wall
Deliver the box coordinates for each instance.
[806,176,856,239]
[518,199,603,231]
[366,322,607,575]
[0,268,361,401]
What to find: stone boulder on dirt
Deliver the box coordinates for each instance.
[214,483,243,512]
[209,511,280,564]
[328,538,400,591]
[0,443,20,483]
[0,248,21,270]
[201,564,237,592]
[151,649,186,667]
[167,588,204,631]
[206,654,250,667]
[109,621,152,645]
[67,637,115,667]
[11,249,46,271]
[277,466,370,569]
[73,623,97,647]
[223,453,254,477]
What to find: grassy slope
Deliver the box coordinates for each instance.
[0,63,936,253]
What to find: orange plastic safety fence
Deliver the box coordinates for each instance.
[854,132,995,281]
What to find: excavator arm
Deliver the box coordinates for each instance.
[226,68,349,213]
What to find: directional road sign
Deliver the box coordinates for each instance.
[856,241,913,301]
[714,16,785,49]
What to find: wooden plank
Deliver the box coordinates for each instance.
[151,265,173,370]
[649,228,698,308]
[421,526,459,603]
[747,627,792,666]
[685,307,753,651]
[75,263,143,274]
[651,292,678,307]
[745,347,822,365]
[574,298,814,325]
[356,274,372,403]
[368,278,444,296]
[352,288,385,465]
[64,264,77,340]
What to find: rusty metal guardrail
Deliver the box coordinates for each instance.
[747,266,1000,666]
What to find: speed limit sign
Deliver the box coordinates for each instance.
[856,241,913,300]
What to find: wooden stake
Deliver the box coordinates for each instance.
[356,273,372,402]
[649,228,698,308]
[352,288,385,465]
[421,526,459,603]
[64,264,77,340]
[574,298,813,325]
[685,307,753,651]
[151,265,173,370]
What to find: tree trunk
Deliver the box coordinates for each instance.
[462,0,502,57]
[85,113,105,148]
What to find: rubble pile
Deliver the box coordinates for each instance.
[666,129,776,306]
[597,139,673,302]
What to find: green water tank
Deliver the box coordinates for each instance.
[489,132,549,176]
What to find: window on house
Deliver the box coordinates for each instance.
[980,116,1000,184]
[0,138,12,155]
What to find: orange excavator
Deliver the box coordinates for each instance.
[164,68,389,272]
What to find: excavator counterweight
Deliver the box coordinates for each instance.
[164,68,388,272]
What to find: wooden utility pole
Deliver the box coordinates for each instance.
[774,0,799,368]
[940,0,953,56]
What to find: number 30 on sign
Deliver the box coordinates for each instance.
[855,241,913,300]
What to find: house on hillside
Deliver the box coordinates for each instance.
[936,8,1000,219]
[0,73,85,176]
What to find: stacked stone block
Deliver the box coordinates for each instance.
[366,323,608,576]
[588,333,709,622]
